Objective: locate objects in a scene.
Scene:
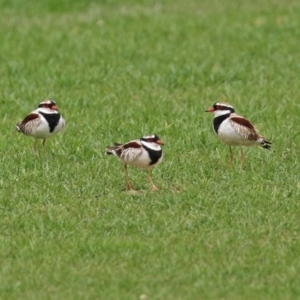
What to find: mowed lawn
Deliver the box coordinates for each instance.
[1,0,300,299]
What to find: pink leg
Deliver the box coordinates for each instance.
[124,164,133,190]
[240,148,245,169]
[229,146,233,166]
[146,169,159,191]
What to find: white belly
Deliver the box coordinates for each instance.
[120,149,163,169]
[217,119,256,146]
[33,117,65,139]
[127,150,151,168]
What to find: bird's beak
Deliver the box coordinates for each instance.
[156,140,164,145]
[51,105,58,110]
[205,107,215,112]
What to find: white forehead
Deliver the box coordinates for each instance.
[143,134,155,139]
[41,100,55,104]
[215,102,234,109]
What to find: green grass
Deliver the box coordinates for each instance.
[1,0,300,299]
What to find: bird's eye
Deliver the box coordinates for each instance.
[217,106,222,110]
[148,138,153,142]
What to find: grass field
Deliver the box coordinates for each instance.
[1,0,300,299]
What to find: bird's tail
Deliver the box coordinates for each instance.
[106,143,122,155]
[261,138,272,150]
[106,149,114,155]
[16,123,22,133]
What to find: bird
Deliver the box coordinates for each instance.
[106,134,164,191]
[205,102,271,167]
[16,100,66,155]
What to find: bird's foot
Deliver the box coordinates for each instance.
[151,185,159,192]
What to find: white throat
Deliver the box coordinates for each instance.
[141,140,161,151]
[37,107,58,114]
[213,109,232,118]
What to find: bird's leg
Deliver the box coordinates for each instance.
[124,164,133,190]
[33,140,39,157]
[240,148,245,169]
[146,169,159,191]
[229,146,233,166]
[42,139,48,158]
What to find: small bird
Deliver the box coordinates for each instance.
[106,134,164,191]
[205,102,271,167]
[16,100,66,155]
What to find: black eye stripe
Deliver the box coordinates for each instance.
[141,135,160,143]
[214,105,231,110]
[212,104,235,113]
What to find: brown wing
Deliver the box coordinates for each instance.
[231,116,255,129]
[230,116,259,140]
[17,113,41,135]
[24,113,40,123]
[122,141,142,149]
[115,140,141,157]
[106,140,142,157]
[119,140,143,162]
